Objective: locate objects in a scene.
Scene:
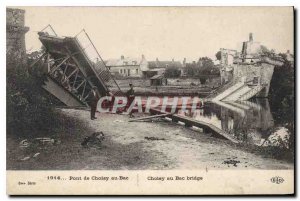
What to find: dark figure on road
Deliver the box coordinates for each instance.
[126,83,135,118]
[88,86,100,120]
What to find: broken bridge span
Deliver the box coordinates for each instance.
[32,25,123,106]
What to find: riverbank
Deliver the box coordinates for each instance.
[7,109,293,170]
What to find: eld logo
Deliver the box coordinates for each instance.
[271,176,284,184]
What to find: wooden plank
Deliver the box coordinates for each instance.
[129,113,171,122]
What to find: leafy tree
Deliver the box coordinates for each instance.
[269,53,294,156]
[260,45,276,58]
[198,57,219,84]
[215,51,222,60]
[7,50,59,137]
[164,66,181,78]
[185,62,199,77]
[185,57,220,83]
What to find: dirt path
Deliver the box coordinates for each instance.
[7,109,293,170]
[62,109,294,169]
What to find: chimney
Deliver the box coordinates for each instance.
[172,58,174,62]
[121,55,125,60]
[249,33,253,42]
[287,50,290,54]
[182,58,187,68]
[156,58,159,62]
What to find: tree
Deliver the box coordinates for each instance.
[198,57,214,73]
[269,53,294,156]
[197,57,219,84]
[164,66,181,78]
[7,49,59,137]
[215,51,222,60]
[185,62,199,77]
[260,45,276,58]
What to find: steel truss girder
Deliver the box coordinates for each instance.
[42,52,94,105]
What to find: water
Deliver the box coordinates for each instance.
[177,98,293,149]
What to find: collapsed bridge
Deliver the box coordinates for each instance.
[32,25,122,106]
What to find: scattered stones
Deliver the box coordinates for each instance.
[222,159,241,167]
[19,137,60,149]
[19,139,29,148]
[34,138,55,145]
[33,153,40,158]
[263,127,290,148]
[145,137,166,141]
[20,156,30,161]
[113,120,124,123]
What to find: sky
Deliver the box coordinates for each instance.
[17,6,293,62]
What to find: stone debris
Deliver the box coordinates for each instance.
[34,138,55,145]
[19,139,29,148]
[19,137,60,148]
[33,153,40,158]
[20,156,30,161]
[262,127,290,148]
[113,120,124,123]
[145,137,166,141]
[81,132,105,148]
[222,159,241,167]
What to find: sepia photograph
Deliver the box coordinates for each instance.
[6,5,295,195]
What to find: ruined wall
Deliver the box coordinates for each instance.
[218,33,279,98]
[219,48,237,84]
[257,63,274,97]
[6,8,29,65]
[233,63,274,97]
[220,48,237,66]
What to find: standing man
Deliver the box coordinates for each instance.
[88,86,100,120]
[126,83,135,118]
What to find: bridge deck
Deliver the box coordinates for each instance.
[149,108,239,143]
[34,26,123,107]
[38,33,108,94]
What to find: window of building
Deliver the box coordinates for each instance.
[136,69,139,74]
[120,69,122,74]
[128,69,130,76]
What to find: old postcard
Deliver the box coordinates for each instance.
[6,6,294,195]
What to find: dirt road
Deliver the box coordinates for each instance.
[7,109,293,170]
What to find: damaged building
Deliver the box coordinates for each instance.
[214,33,284,102]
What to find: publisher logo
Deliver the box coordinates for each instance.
[271,176,284,184]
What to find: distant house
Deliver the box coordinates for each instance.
[145,58,183,78]
[106,56,186,78]
[150,74,167,86]
[105,55,148,78]
[148,58,183,69]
